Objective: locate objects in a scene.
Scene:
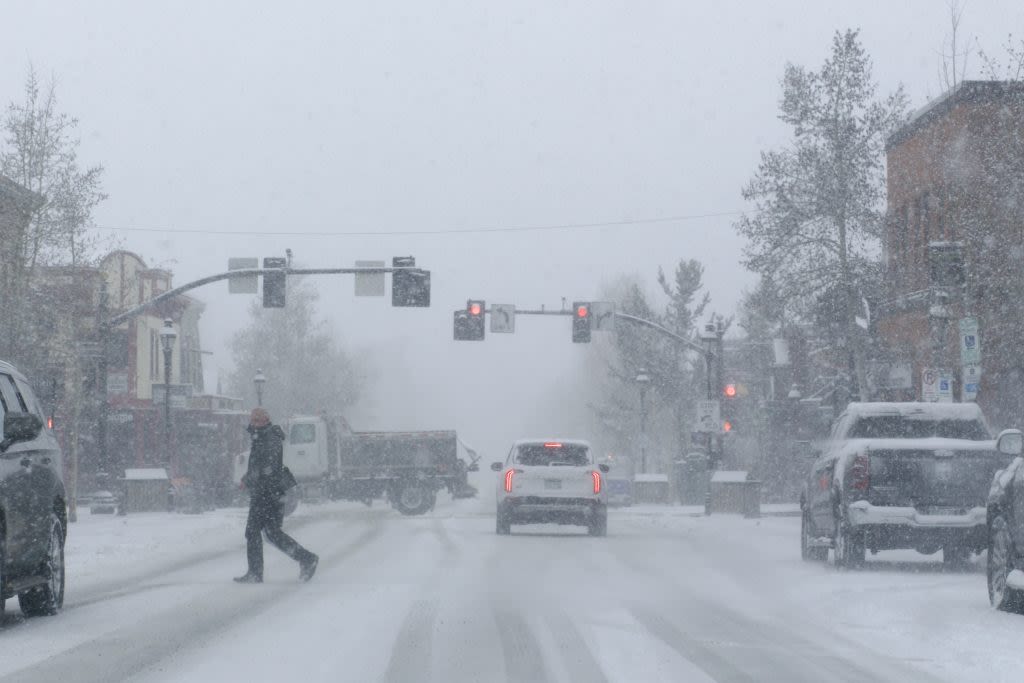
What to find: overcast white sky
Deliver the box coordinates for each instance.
[3,1,1022,460]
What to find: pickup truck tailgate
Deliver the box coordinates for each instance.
[867,448,1010,508]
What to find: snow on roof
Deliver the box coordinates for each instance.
[124,468,169,481]
[634,473,669,483]
[843,402,983,419]
[711,470,749,483]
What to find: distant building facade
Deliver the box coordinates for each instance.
[876,81,1024,426]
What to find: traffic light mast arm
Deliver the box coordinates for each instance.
[612,312,714,358]
[106,266,421,326]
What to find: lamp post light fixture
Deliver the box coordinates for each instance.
[158,318,177,471]
[635,369,651,474]
[253,368,267,406]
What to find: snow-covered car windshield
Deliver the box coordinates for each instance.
[515,444,591,466]
[848,417,990,441]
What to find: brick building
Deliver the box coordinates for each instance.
[877,81,1024,427]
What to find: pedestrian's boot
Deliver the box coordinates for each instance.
[299,553,319,582]
[233,572,263,584]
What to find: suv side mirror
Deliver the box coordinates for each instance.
[599,463,610,473]
[1,412,44,452]
[997,429,1024,456]
[490,461,504,472]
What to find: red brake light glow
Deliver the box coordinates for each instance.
[592,470,602,494]
[504,468,515,492]
[544,442,563,448]
[851,452,870,491]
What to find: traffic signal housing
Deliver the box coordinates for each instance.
[572,301,591,343]
[392,256,431,307]
[454,300,486,341]
[721,382,740,433]
[262,257,287,308]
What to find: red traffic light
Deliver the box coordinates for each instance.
[469,302,482,316]
[724,383,737,398]
[576,305,589,318]
[723,420,733,432]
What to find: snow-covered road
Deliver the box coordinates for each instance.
[3,499,1024,682]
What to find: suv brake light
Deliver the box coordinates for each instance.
[504,468,515,493]
[592,470,602,494]
[851,452,870,491]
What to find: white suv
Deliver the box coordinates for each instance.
[491,439,608,536]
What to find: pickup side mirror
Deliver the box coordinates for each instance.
[467,462,479,473]
[997,429,1024,456]
[1,412,44,453]
[598,463,610,473]
[490,461,504,472]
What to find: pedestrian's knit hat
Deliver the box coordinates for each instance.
[250,407,271,427]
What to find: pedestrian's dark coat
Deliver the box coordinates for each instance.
[236,411,318,583]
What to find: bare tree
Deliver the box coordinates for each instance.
[938,1,970,92]
[978,34,1024,81]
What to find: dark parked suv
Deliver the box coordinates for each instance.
[0,360,67,617]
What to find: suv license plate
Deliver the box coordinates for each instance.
[544,479,562,490]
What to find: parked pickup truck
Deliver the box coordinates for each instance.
[259,415,479,515]
[799,402,1012,568]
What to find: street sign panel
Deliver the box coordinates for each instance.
[922,367,953,403]
[959,317,981,365]
[228,257,258,294]
[490,304,515,333]
[354,260,385,297]
[591,302,616,332]
[695,400,721,433]
[962,364,982,402]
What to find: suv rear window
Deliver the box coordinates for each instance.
[515,443,590,466]
[848,416,990,440]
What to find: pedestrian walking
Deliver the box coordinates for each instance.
[234,407,319,583]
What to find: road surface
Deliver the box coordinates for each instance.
[2,500,1023,682]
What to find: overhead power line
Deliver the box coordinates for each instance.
[92,209,753,238]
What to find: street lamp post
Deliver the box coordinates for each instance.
[636,369,651,474]
[159,319,177,472]
[253,368,266,406]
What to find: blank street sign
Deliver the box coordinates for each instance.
[355,260,386,297]
[228,257,258,294]
[591,301,616,332]
[490,304,515,333]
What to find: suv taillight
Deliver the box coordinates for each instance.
[592,471,602,495]
[850,452,870,491]
[504,469,515,493]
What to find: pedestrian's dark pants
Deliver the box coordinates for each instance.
[245,493,314,578]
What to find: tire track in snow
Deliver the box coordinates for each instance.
[493,608,549,683]
[379,600,439,683]
[543,612,609,683]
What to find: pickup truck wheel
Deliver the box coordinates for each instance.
[833,507,865,569]
[801,510,828,562]
[19,515,65,617]
[989,514,1024,613]
[394,482,433,516]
